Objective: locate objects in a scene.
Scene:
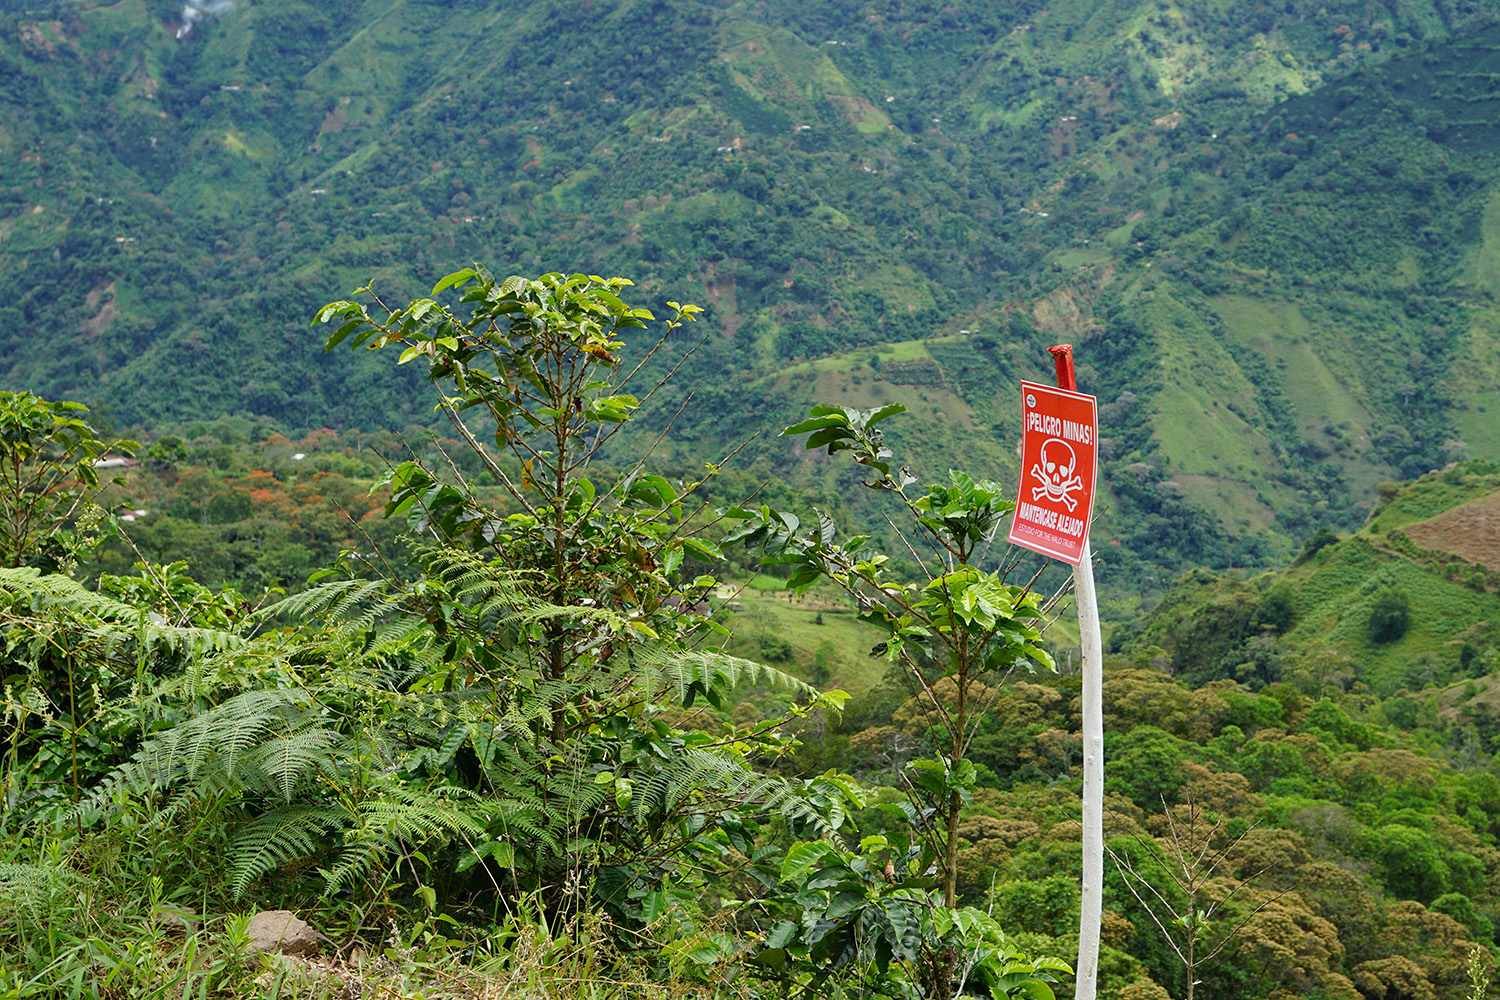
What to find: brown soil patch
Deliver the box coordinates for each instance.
[18,22,63,55]
[724,37,765,58]
[79,281,117,340]
[826,93,880,126]
[1031,288,1088,341]
[1405,489,1500,571]
[700,264,742,339]
[320,98,351,135]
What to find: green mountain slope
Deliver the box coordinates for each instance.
[4,0,1500,584]
[1125,460,1500,695]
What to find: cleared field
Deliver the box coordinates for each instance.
[721,586,889,699]
[1404,488,1500,571]
[1452,307,1500,458]
[721,578,1083,702]
[1174,473,1278,534]
[1365,472,1500,535]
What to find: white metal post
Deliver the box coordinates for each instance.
[1041,343,1104,1000]
[1073,538,1104,1000]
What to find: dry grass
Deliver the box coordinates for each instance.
[1404,488,1500,571]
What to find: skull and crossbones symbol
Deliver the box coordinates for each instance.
[1031,438,1084,511]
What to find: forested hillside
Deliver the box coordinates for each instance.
[5,0,1500,586]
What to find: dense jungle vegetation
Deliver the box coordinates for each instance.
[3,269,1500,1000]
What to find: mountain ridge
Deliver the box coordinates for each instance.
[5,0,1500,585]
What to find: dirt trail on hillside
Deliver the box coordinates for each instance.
[1405,489,1500,570]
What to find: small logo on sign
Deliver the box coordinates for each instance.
[1031,438,1084,512]
[1026,392,1037,408]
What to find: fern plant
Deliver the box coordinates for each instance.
[65,558,843,920]
[307,269,858,919]
[0,565,251,825]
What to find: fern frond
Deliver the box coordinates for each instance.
[421,547,623,633]
[0,567,153,620]
[638,648,824,705]
[320,838,385,895]
[490,602,619,631]
[0,862,90,914]
[254,727,341,801]
[762,781,842,840]
[489,799,562,858]
[174,690,314,784]
[255,578,380,622]
[365,614,431,656]
[0,567,248,660]
[322,784,490,893]
[632,746,757,821]
[368,783,489,838]
[75,688,316,813]
[229,804,349,895]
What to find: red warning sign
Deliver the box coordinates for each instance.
[1007,381,1099,565]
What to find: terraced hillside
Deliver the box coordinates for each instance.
[1126,460,1500,696]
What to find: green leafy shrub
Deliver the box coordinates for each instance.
[1369,587,1412,643]
[759,635,794,662]
[1297,526,1340,562]
[0,391,136,573]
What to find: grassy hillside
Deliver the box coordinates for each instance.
[1126,460,1500,698]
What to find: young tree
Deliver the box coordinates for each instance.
[0,391,136,572]
[1108,797,1289,1000]
[62,268,846,955]
[311,267,847,922]
[721,404,1060,991]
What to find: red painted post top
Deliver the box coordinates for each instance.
[1048,344,1076,391]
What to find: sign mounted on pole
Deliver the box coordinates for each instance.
[1007,380,1099,565]
[1023,347,1106,1000]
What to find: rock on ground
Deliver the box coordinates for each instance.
[244,910,327,957]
